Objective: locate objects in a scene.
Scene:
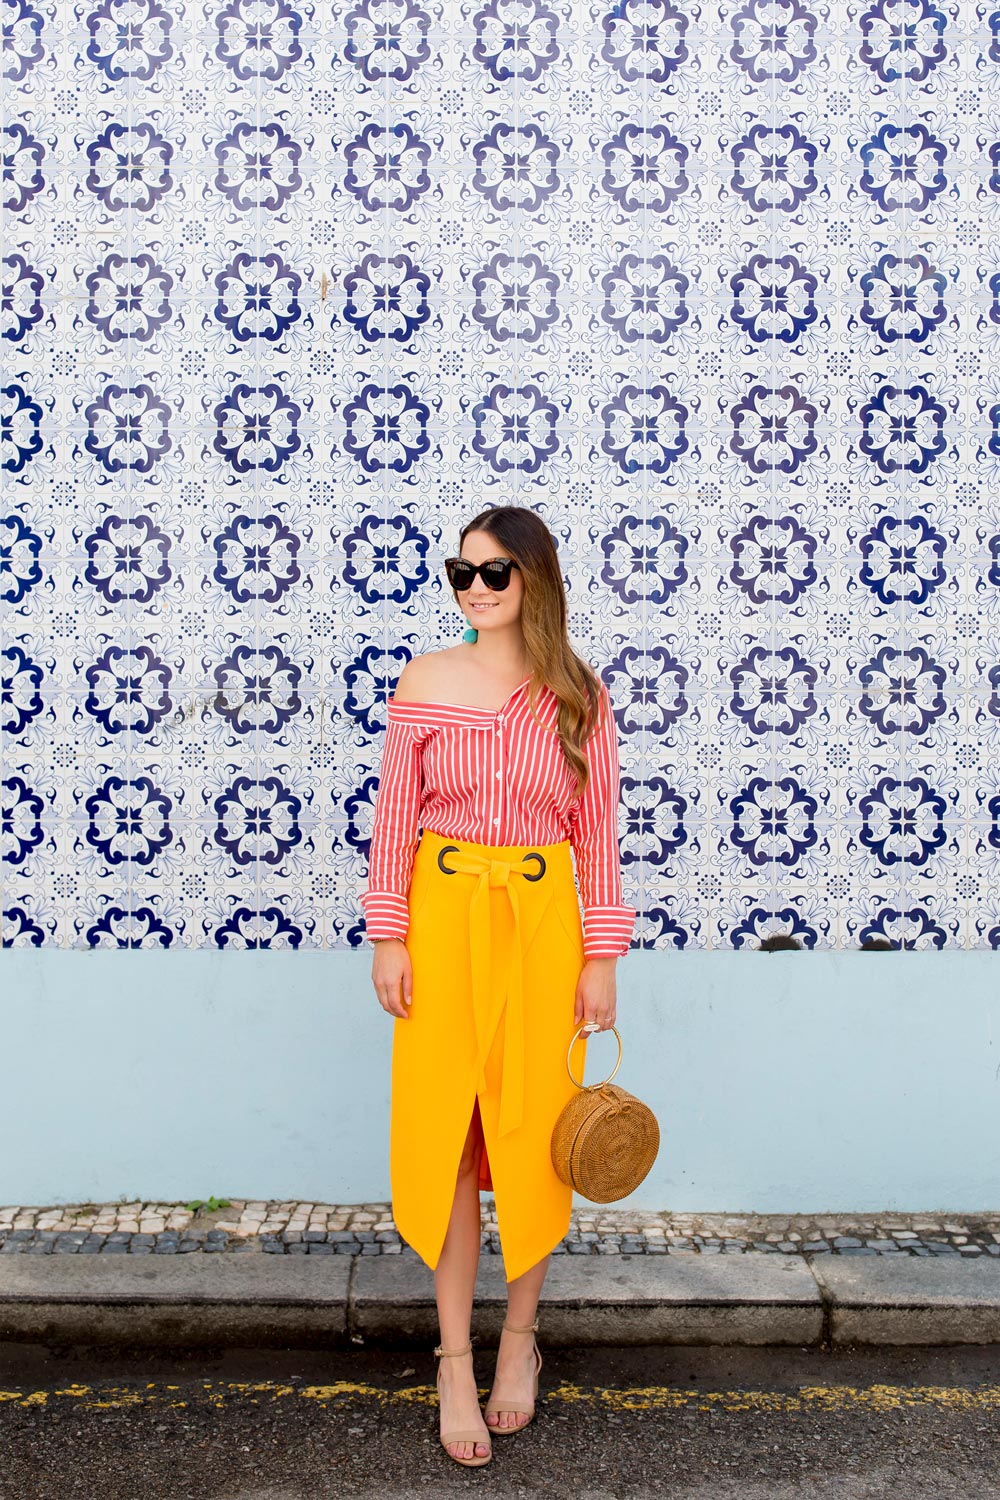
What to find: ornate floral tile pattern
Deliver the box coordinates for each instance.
[4,0,1000,949]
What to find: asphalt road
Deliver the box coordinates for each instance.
[1,1341,999,1498]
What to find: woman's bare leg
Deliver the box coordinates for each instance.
[484,1251,550,1430]
[433,1105,491,1461]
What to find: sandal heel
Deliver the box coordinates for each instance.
[484,1318,542,1435]
[434,1343,492,1467]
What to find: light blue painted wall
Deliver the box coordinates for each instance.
[5,950,998,1212]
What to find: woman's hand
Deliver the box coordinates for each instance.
[573,955,617,1031]
[372,938,413,1019]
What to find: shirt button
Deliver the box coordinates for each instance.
[495,772,500,779]
[493,818,500,826]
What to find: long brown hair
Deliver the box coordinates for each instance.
[454,506,606,799]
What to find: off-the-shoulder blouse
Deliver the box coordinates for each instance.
[359,673,635,959]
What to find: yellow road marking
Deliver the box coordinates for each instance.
[1,1382,999,1413]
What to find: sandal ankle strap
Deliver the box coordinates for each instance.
[434,1342,473,1357]
[501,1319,539,1334]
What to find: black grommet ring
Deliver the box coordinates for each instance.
[521,852,546,881]
[437,845,460,874]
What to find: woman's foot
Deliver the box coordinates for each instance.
[485,1323,539,1431]
[437,1349,491,1461]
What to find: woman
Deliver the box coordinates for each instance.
[360,505,635,1467]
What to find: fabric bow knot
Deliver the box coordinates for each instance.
[436,848,544,1138]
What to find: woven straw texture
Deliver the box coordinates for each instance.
[551,1083,660,1203]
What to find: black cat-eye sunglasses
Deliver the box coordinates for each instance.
[444,557,520,592]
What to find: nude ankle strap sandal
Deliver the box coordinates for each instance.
[484,1318,543,1434]
[433,1342,493,1467]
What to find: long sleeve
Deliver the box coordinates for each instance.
[358,715,424,943]
[569,679,636,959]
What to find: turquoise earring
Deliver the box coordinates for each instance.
[462,625,478,642]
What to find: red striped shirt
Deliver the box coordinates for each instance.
[359,673,635,958]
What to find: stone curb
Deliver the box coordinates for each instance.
[2,1246,999,1351]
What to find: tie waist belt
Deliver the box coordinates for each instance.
[434,841,549,1140]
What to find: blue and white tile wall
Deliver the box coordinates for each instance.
[4,0,1000,951]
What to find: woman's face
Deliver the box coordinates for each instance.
[457,530,524,630]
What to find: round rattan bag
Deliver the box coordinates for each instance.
[550,1023,660,1203]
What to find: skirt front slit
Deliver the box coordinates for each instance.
[389,825,589,1284]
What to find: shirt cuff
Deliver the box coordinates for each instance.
[582,905,636,959]
[359,891,410,943]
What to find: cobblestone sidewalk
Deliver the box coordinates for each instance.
[3,1202,1000,1258]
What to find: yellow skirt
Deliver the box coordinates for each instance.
[390,825,590,1283]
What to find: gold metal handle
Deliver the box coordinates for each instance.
[566,1022,622,1089]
